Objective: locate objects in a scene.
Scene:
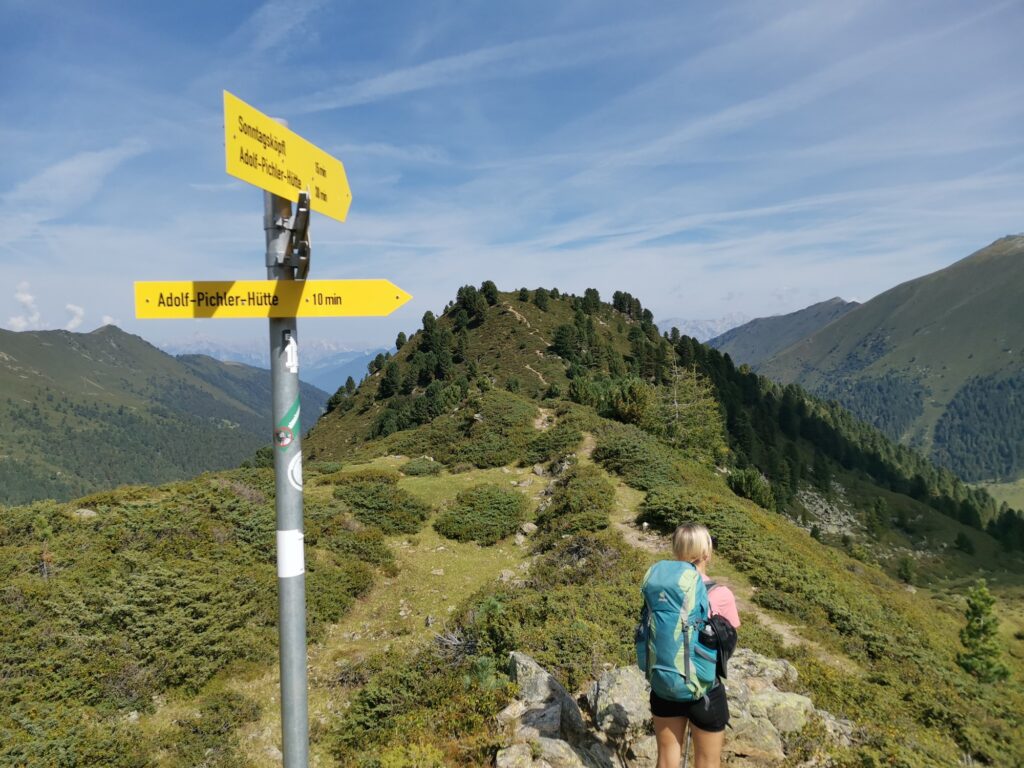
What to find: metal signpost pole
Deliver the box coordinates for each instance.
[265,183,309,768]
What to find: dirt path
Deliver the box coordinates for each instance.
[502,302,551,346]
[533,407,554,431]
[525,364,549,388]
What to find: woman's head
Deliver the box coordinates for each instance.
[672,522,713,565]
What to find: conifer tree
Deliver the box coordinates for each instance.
[345,376,356,395]
[957,579,1009,683]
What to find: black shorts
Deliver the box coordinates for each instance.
[650,682,729,733]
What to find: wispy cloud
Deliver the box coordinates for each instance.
[282,20,668,115]
[229,0,327,55]
[2,139,148,244]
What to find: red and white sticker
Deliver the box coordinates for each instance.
[274,426,294,448]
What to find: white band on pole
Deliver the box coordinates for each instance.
[276,529,305,578]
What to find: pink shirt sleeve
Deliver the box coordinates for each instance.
[708,584,741,628]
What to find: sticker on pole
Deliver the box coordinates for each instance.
[276,529,305,578]
[274,426,294,449]
[287,453,303,492]
[276,398,301,451]
[224,90,352,223]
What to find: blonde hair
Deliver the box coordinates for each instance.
[672,522,713,564]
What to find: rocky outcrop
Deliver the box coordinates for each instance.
[495,649,855,767]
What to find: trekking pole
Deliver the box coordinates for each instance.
[682,725,691,768]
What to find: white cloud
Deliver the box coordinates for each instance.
[101,315,118,327]
[8,281,42,331]
[65,303,85,331]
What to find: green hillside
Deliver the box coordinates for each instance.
[3,285,1024,766]
[757,235,1024,484]
[707,297,859,366]
[0,325,327,504]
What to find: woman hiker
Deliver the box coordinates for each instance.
[644,523,740,768]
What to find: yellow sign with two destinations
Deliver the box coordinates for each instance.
[135,280,411,319]
[223,91,353,222]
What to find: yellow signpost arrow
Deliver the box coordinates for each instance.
[224,91,353,223]
[135,279,411,319]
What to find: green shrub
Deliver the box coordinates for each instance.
[329,646,509,763]
[389,391,537,469]
[401,457,442,476]
[334,482,431,535]
[434,484,528,545]
[310,518,395,571]
[524,421,582,464]
[535,465,614,545]
[727,467,777,511]
[160,690,262,767]
[307,559,374,624]
[592,423,683,491]
[333,467,401,485]
[309,461,344,474]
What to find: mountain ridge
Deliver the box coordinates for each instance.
[754,235,1024,482]
[708,297,859,366]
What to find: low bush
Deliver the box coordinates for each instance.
[726,467,777,511]
[308,461,344,475]
[524,422,582,464]
[434,484,528,545]
[592,422,683,491]
[534,465,614,545]
[307,559,375,624]
[329,645,510,764]
[159,690,262,767]
[334,481,431,535]
[389,391,538,469]
[401,457,442,476]
[312,520,395,572]
[332,467,401,485]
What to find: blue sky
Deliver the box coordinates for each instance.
[1,0,1022,351]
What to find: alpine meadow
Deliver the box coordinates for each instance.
[3,4,1024,768]
[4,286,1023,766]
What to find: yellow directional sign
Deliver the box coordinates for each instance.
[223,91,352,222]
[135,280,411,319]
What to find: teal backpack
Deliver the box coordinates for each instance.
[635,560,718,702]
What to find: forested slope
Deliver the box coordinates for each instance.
[756,235,1024,483]
[0,325,327,504]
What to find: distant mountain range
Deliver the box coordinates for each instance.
[708,298,860,366]
[0,325,328,504]
[160,335,386,394]
[655,312,751,342]
[727,236,1024,484]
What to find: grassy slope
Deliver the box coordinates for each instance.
[757,235,1024,458]
[707,297,859,367]
[138,457,542,767]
